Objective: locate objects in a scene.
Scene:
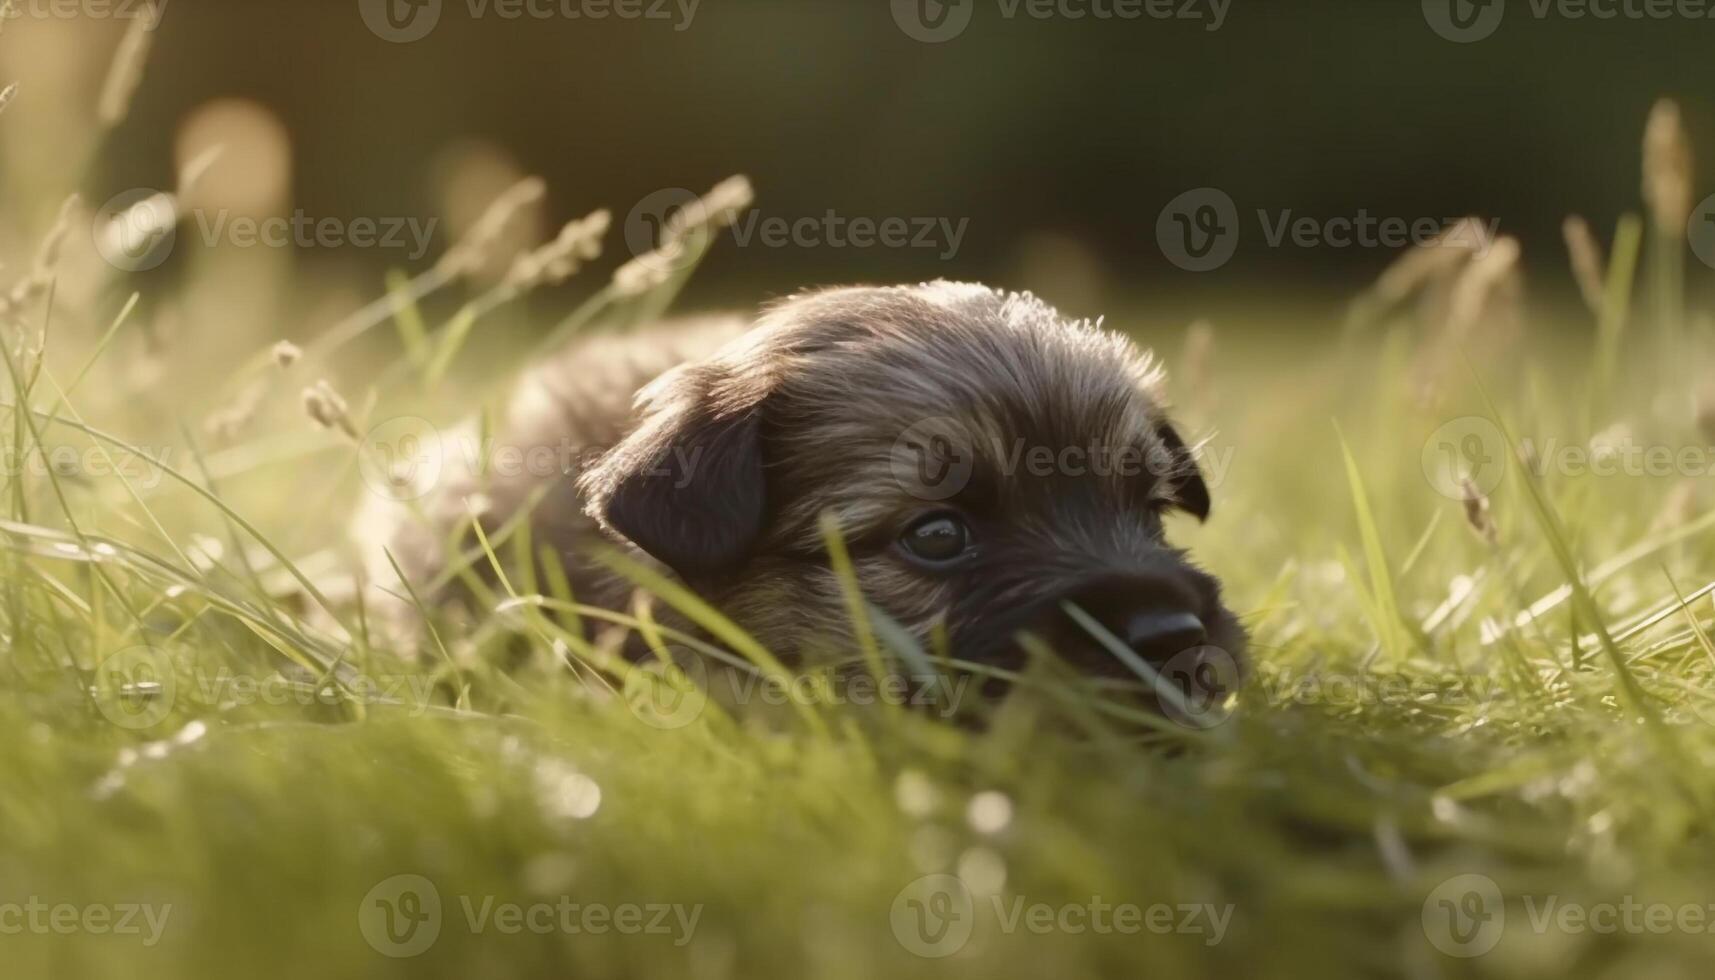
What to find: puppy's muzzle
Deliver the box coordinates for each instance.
[1060,573,1211,666]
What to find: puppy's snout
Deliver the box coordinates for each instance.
[1122,611,1208,663]
[1065,576,1208,665]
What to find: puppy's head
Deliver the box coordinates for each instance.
[581,281,1246,687]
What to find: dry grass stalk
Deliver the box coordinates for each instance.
[204,380,267,443]
[302,380,358,440]
[1179,319,1215,400]
[1643,99,1693,235]
[1562,215,1607,316]
[1460,478,1498,546]
[271,341,302,369]
[0,82,17,116]
[505,209,611,291]
[660,175,754,247]
[1652,480,1698,532]
[1,194,80,316]
[1347,216,1485,329]
[1445,235,1521,338]
[436,176,547,280]
[611,246,681,297]
[98,3,161,127]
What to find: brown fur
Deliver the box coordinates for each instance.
[356,281,1246,684]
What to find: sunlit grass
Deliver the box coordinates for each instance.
[5,51,1715,980]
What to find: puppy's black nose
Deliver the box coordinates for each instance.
[1123,611,1208,664]
[1062,576,1210,666]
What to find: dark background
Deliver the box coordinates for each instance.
[38,0,1715,323]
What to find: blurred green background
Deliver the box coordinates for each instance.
[7,0,1715,330]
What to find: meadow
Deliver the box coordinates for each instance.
[7,17,1715,980]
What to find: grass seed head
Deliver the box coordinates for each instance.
[611,246,682,297]
[1643,98,1693,234]
[1460,477,1498,546]
[270,341,302,369]
[661,174,754,246]
[505,209,610,290]
[303,379,357,440]
[437,175,547,280]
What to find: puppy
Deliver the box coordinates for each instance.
[359,281,1245,691]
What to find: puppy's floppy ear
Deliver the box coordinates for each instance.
[1152,421,1211,522]
[581,363,767,580]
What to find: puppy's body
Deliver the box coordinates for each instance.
[360,282,1245,680]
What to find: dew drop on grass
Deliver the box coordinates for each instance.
[533,759,601,821]
[957,846,1007,895]
[894,769,936,818]
[966,791,1014,835]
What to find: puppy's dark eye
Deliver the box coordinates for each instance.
[898,513,973,567]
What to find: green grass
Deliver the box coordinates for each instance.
[9,272,1715,980]
[8,117,1715,980]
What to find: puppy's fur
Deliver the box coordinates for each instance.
[358,281,1245,679]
